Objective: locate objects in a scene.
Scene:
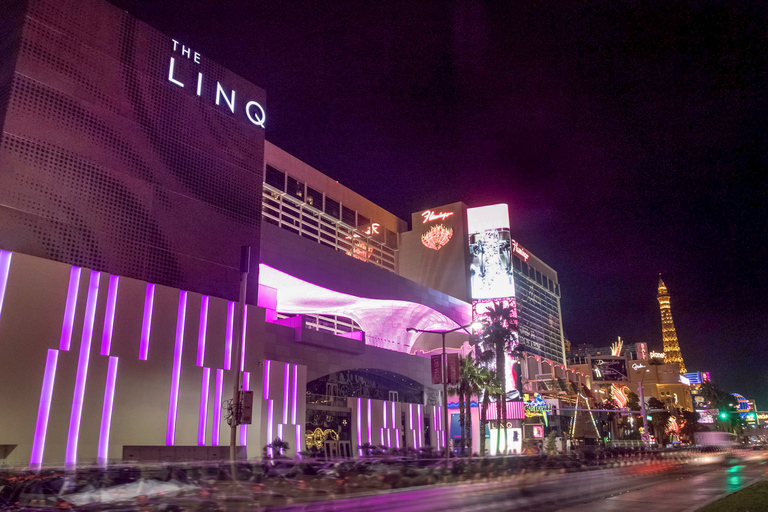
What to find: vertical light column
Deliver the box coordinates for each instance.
[381,401,387,446]
[139,283,155,360]
[291,364,298,425]
[357,398,362,456]
[239,372,250,445]
[224,301,234,370]
[166,291,188,446]
[197,296,209,367]
[30,349,60,469]
[367,399,372,445]
[100,275,119,356]
[66,270,101,466]
[417,405,423,449]
[263,360,271,399]
[239,305,248,371]
[212,369,224,446]
[0,250,12,324]
[198,367,211,446]
[296,424,302,460]
[59,267,82,351]
[266,399,274,456]
[282,362,290,424]
[97,356,119,465]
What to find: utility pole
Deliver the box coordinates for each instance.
[639,370,650,446]
[230,246,250,480]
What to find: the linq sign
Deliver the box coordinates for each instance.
[166,40,266,129]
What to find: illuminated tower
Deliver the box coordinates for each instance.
[657,276,686,372]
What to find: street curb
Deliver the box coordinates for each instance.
[680,474,765,512]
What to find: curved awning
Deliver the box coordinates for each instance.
[259,264,467,353]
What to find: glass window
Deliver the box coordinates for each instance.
[536,270,542,284]
[306,186,323,209]
[286,176,304,200]
[342,205,356,226]
[386,228,398,250]
[357,214,370,232]
[521,261,529,275]
[265,165,285,191]
[324,197,340,219]
[513,256,522,272]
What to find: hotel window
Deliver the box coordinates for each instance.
[286,176,304,200]
[513,255,522,272]
[306,186,323,209]
[357,214,371,233]
[324,197,340,219]
[341,205,356,227]
[265,165,285,191]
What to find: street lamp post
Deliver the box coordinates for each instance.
[638,369,651,446]
[406,322,481,462]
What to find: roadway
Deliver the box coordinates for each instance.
[267,457,767,512]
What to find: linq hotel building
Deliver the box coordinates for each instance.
[0,0,566,466]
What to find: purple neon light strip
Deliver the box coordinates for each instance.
[367,399,372,445]
[239,305,247,371]
[409,404,413,430]
[100,275,119,356]
[386,428,391,448]
[198,367,211,446]
[263,360,271,399]
[65,270,101,466]
[392,402,396,429]
[59,267,82,351]
[212,369,223,446]
[418,405,423,448]
[357,398,362,456]
[97,356,119,463]
[239,372,250,445]
[296,424,302,459]
[267,399,274,457]
[382,401,387,436]
[396,428,400,449]
[283,362,290,424]
[291,364,298,425]
[139,283,155,360]
[30,349,60,468]
[166,290,188,446]
[224,301,234,370]
[380,427,384,446]
[0,250,12,324]
[197,296,209,367]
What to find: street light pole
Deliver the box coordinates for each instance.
[638,369,650,446]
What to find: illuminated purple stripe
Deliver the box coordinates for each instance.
[100,275,119,356]
[433,406,437,430]
[367,399,372,445]
[166,290,188,446]
[224,301,234,370]
[239,372,250,445]
[380,427,384,446]
[59,266,82,351]
[277,424,283,443]
[391,402,396,429]
[139,283,155,360]
[282,362,290,424]
[30,349,59,468]
[357,398,362,456]
[267,399,274,457]
[386,428,391,448]
[0,250,12,324]
[196,296,209,367]
[395,428,400,449]
[212,369,223,446]
[239,305,247,371]
[291,364,298,424]
[66,270,101,466]
[409,403,413,430]
[382,401,387,437]
[97,356,119,464]
[296,424,302,459]
[263,360,271,399]
[198,367,211,446]
[417,405,423,448]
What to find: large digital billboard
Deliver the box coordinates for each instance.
[591,358,629,382]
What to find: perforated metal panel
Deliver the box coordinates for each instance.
[0,0,265,301]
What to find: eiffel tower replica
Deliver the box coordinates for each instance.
[657,276,687,372]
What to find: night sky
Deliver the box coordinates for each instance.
[113,1,767,405]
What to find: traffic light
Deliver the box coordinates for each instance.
[720,412,728,420]
[646,415,652,421]
[748,413,756,419]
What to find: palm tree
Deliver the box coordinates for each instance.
[479,368,501,457]
[449,354,483,455]
[481,301,516,454]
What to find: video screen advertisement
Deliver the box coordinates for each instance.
[591,358,629,382]
[467,204,520,400]
[0,0,266,302]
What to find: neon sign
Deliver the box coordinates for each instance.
[631,363,646,370]
[523,393,552,426]
[167,40,265,128]
[421,224,453,250]
[364,223,380,235]
[649,351,664,359]
[510,240,530,262]
[421,210,454,223]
